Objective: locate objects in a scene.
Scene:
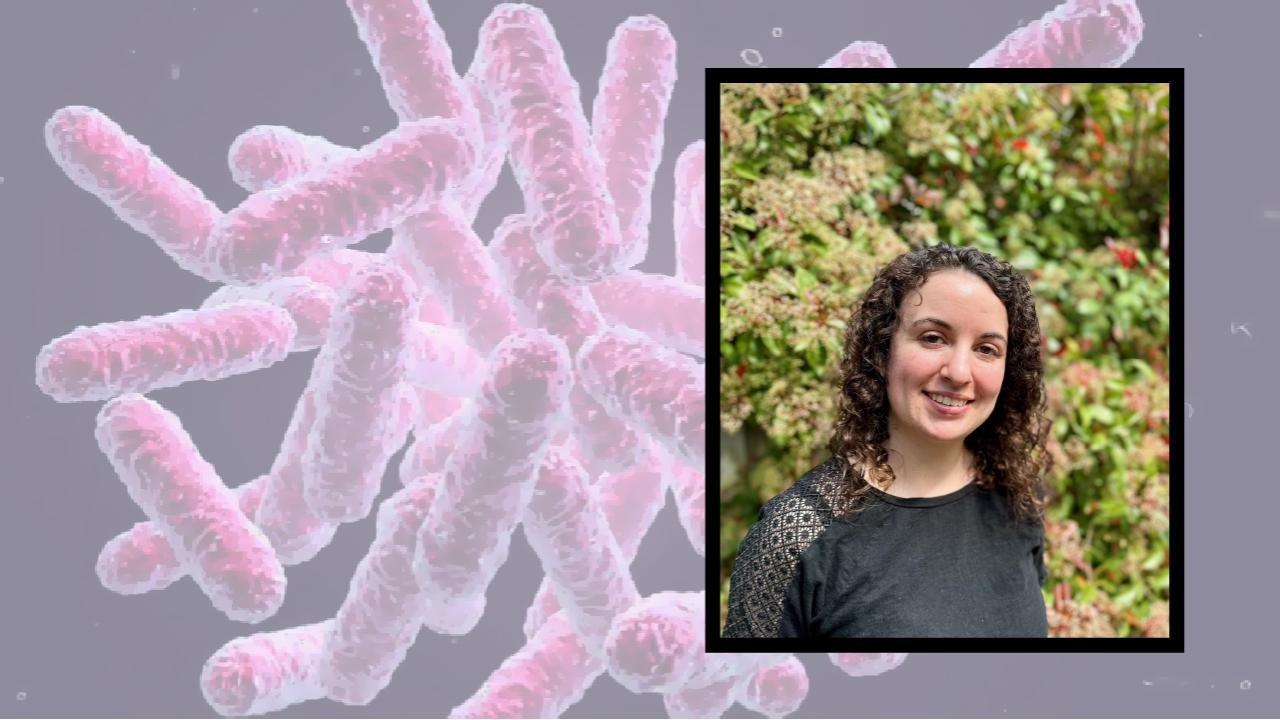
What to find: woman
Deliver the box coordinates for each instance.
[722,243,1054,638]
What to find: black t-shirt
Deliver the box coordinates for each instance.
[721,457,1048,639]
[779,475,1048,638]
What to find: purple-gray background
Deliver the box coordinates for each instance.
[0,0,1258,717]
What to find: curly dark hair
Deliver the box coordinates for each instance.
[828,242,1053,526]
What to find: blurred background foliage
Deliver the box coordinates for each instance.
[719,82,1171,638]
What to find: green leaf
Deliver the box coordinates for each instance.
[1050,195,1065,213]
[1092,405,1115,424]
[795,267,817,292]
[942,147,962,164]
[731,214,757,231]
[1078,298,1101,316]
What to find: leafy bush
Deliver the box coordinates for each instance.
[719,82,1171,638]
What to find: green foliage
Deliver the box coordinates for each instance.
[719,82,1171,638]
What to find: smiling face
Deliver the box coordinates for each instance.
[884,269,1009,448]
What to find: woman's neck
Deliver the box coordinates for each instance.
[875,439,976,498]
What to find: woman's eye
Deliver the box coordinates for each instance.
[922,335,1000,357]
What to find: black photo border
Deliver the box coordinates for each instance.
[705,67,1184,653]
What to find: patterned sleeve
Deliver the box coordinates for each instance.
[721,464,842,638]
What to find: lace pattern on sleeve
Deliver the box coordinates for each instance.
[721,457,859,638]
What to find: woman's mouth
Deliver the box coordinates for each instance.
[923,391,972,415]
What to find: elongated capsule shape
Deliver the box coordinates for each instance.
[202,277,337,352]
[303,258,418,523]
[968,0,1143,68]
[576,326,705,469]
[318,479,437,705]
[36,301,296,403]
[736,655,810,718]
[95,394,286,623]
[201,621,331,716]
[522,444,640,656]
[201,118,473,285]
[522,443,668,640]
[96,474,269,596]
[820,41,897,68]
[592,15,678,269]
[589,271,705,358]
[413,329,573,635]
[44,105,224,280]
[473,4,625,284]
[668,452,705,558]
[672,140,706,288]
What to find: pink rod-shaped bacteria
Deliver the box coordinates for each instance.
[254,386,341,565]
[592,15,678,269]
[200,117,473,285]
[968,0,1143,68]
[201,621,331,717]
[522,444,640,656]
[303,258,417,523]
[36,300,296,403]
[450,610,605,718]
[820,41,898,68]
[44,105,225,280]
[202,277,337,352]
[96,475,268,596]
[398,401,464,487]
[292,246,449,327]
[590,271,705,358]
[522,441,669,640]
[576,326,705,469]
[391,198,522,353]
[402,321,486,396]
[663,675,741,719]
[228,125,357,193]
[490,214,645,476]
[94,394,287,623]
[455,72,509,222]
[413,329,573,635]
[828,653,909,677]
[668,452,705,558]
[318,478,437,705]
[673,140,705,288]
[604,591,771,694]
[736,655,810,718]
[473,4,626,284]
[346,0,476,124]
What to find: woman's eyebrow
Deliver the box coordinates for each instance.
[911,317,1007,343]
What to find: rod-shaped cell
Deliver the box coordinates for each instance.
[827,653,909,677]
[254,386,341,565]
[736,655,810,718]
[820,41,898,68]
[968,0,1143,68]
[662,675,741,719]
[44,105,224,280]
[589,271,705,358]
[522,444,640,656]
[450,610,605,719]
[202,277,338,352]
[672,140,705,288]
[391,199,522,353]
[522,441,669,640]
[604,591,773,695]
[592,15,678,269]
[413,329,573,635]
[490,214,645,476]
[96,475,268,596]
[576,326,705,470]
[668,452,705,559]
[94,394,286,623]
[201,118,473,285]
[303,258,418,523]
[473,4,625,284]
[228,125,356,193]
[402,321,485,396]
[318,478,437,705]
[36,301,296,403]
[201,621,330,717]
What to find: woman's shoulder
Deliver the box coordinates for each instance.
[756,455,852,525]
